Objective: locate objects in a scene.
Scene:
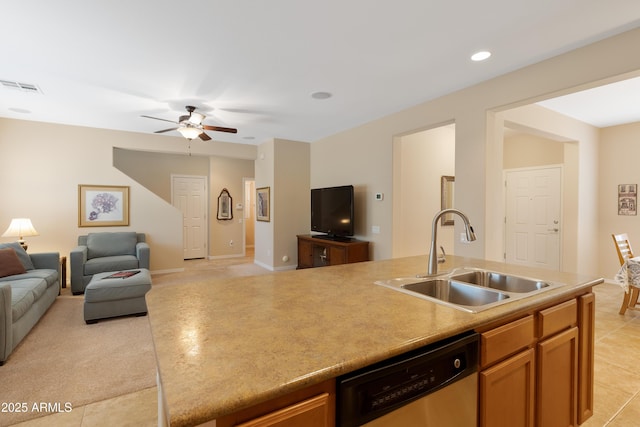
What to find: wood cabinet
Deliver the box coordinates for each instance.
[478,293,594,427]
[577,293,595,424]
[479,315,535,427]
[536,299,578,427]
[297,235,369,269]
[216,379,335,427]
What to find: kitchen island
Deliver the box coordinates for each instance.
[146,255,602,426]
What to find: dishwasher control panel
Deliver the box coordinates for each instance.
[337,332,478,427]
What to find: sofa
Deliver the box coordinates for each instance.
[70,232,150,295]
[0,242,60,365]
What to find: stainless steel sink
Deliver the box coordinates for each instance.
[375,268,560,313]
[403,279,509,306]
[449,271,550,293]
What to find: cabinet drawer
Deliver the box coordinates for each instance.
[538,299,577,339]
[481,315,535,368]
[235,393,331,427]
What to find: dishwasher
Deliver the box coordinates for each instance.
[337,331,478,427]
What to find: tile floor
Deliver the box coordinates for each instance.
[12,277,640,426]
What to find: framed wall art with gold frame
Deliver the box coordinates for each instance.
[78,185,130,227]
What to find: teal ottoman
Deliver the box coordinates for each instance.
[84,269,151,324]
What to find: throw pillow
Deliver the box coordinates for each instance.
[0,248,27,278]
[0,242,35,270]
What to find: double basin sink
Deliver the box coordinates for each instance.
[375,268,560,313]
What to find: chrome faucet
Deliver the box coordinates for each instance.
[427,209,476,276]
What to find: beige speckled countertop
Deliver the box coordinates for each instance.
[146,255,602,427]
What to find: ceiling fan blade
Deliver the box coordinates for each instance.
[199,132,212,141]
[154,127,179,134]
[202,125,238,134]
[141,115,179,124]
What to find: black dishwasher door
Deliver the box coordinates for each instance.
[337,331,479,427]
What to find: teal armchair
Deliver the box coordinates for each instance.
[70,232,149,294]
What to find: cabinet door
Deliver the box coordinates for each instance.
[537,327,578,427]
[328,246,346,265]
[480,348,535,427]
[235,393,332,427]
[297,239,313,268]
[578,293,595,424]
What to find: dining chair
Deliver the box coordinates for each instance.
[612,233,640,314]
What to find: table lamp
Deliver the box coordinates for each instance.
[2,218,39,251]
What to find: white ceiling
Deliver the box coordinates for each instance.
[537,76,640,128]
[1,1,640,145]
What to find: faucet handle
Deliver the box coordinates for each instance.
[438,246,446,263]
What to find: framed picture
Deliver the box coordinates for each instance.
[217,188,233,220]
[440,175,455,226]
[256,187,270,222]
[618,184,637,216]
[78,185,130,227]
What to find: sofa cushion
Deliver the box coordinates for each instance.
[11,286,35,322]
[3,269,59,288]
[11,278,48,301]
[0,248,27,278]
[84,255,140,276]
[0,243,34,271]
[86,232,137,259]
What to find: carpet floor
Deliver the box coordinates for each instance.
[0,290,157,426]
[0,251,266,426]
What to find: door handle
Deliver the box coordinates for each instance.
[547,228,559,232]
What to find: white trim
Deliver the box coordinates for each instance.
[208,254,246,260]
[150,268,184,275]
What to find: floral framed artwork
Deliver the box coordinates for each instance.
[256,187,270,222]
[78,185,130,227]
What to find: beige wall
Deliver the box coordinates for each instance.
[254,139,310,270]
[503,133,564,169]
[312,27,640,276]
[393,124,455,258]
[114,148,209,201]
[599,122,640,279]
[209,156,254,257]
[274,139,310,269]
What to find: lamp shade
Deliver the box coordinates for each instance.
[2,218,39,239]
[177,126,203,140]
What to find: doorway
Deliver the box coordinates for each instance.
[244,178,255,254]
[171,175,208,259]
[504,166,561,271]
[392,123,456,258]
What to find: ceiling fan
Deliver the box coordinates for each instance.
[141,105,238,141]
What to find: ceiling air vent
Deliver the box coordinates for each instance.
[0,79,43,94]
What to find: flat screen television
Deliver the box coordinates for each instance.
[311,185,355,239]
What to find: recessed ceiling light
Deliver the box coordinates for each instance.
[311,91,332,100]
[471,51,492,62]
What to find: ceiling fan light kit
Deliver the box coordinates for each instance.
[188,112,205,125]
[141,105,238,141]
[177,126,203,140]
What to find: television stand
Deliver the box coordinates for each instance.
[297,234,369,269]
[312,234,354,243]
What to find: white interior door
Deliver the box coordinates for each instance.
[505,167,561,270]
[172,175,207,259]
